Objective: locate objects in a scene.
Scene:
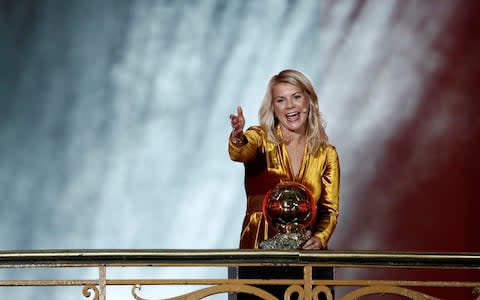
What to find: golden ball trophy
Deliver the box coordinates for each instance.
[260,182,317,249]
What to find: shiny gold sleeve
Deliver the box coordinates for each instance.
[228,127,263,162]
[313,146,340,248]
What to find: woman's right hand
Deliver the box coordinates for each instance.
[229,106,245,145]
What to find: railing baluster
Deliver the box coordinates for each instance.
[304,265,313,300]
[99,265,106,300]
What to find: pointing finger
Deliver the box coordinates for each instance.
[237,106,244,118]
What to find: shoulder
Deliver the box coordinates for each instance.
[243,126,267,145]
[245,125,265,134]
[245,126,266,138]
[325,145,340,167]
[323,144,339,158]
[325,144,337,152]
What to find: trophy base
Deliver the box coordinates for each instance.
[260,232,309,249]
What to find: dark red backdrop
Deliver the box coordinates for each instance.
[332,2,480,299]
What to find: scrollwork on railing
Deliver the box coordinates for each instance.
[340,285,441,300]
[82,284,100,300]
[128,283,450,299]
[131,284,146,300]
[473,286,480,300]
[284,284,304,300]
[128,283,449,300]
[173,284,278,300]
[312,285,333,300]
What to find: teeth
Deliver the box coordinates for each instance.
[286,112,299,117]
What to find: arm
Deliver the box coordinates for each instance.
[228,106,260,162]
[228,128,263,162]
[303,146,340,250]
[313,146,340,248]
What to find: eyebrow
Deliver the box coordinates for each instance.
[274,91,303,99]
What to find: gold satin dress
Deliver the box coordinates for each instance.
[229,126,340,249]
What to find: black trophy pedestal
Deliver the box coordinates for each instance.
[228,265,334,300]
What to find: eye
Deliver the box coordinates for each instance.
[275,98,285,103]
[293,93,303,100]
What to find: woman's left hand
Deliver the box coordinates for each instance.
[302,230,324,250]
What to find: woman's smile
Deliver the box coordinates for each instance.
[272,83,309,133]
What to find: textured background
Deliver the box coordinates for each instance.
[1,1,479,299]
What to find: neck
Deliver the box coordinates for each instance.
[281,127,306,145]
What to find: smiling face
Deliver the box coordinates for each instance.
[272,82,309,135]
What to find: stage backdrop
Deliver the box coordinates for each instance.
[0,1,478,299]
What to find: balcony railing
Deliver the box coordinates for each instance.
[0,250,479,299]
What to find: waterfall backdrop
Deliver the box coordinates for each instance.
[1,1,479,299]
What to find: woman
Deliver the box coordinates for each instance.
[228,70,340,299]
[229,69,340,250]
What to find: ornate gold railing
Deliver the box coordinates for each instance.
[0,250,479,299]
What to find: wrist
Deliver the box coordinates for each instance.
[230,134,246,146]
[313,232,327,249]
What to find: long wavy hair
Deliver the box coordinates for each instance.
[258,69,329,155]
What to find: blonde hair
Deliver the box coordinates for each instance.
[258,69,329,155]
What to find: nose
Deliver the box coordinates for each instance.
[285,97,295,108]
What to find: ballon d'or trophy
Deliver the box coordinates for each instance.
[260,182,317,249]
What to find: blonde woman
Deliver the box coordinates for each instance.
[229,69,340,250]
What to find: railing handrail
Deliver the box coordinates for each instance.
[1,249,479,268]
